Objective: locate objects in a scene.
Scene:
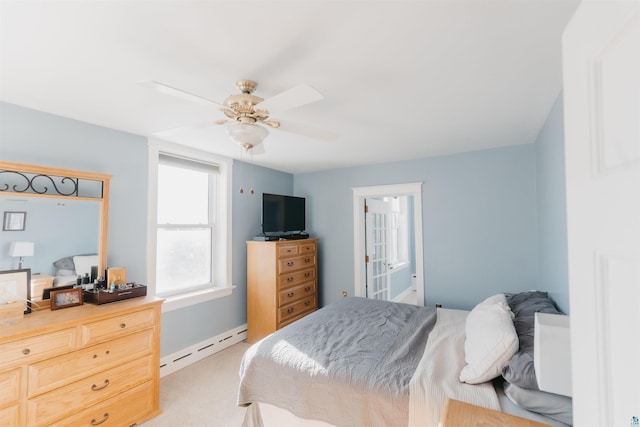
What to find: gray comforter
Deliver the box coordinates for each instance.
[238,297,437,427]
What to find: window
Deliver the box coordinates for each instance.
[148,141,232,311]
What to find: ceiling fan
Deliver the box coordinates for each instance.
[141,79,336,153]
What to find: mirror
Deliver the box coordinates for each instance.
[0,161,111,286]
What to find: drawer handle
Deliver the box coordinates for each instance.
[91,413,109,426]
[287,307,294,314]
[304,272,310,277]
[120,323,126,329]
[287,261,294,266]
[93,350,110,359]
[304,258,311,263]
[305,301,311,306]
[91,379,110,391]
[287,277,294,282]
[22,348,31,355]
[287,292,295,297]
[304,286,311,292]
[286,249,293,253]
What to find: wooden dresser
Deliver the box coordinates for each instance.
[246,238,318,343]
[0,297,162,427]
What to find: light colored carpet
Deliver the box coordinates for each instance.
[142,342,251,427]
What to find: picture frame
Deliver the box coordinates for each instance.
[0,269,32,313]
[50,287,83,310]
[106,267,127,286]
[3,211,26,231]
[42,284,75,300]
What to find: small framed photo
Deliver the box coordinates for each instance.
[0,269,31,314]
[3,211,26,231]
[50,287,83,310]
[106,267,127,286]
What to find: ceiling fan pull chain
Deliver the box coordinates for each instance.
[249,150,255,195]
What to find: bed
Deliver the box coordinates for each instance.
[237,293,573,427]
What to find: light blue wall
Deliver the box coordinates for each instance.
[0,102,293,356]
[390,267,412,300]
[0,102,148,281]
[294,144,540,310]
[2,99,571,354]
[534,94,569,313]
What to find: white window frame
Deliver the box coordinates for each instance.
[147,139,233,312]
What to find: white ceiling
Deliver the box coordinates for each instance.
[0,0,580,174]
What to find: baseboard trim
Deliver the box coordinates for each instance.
[159,324,247,378]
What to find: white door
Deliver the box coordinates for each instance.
[365,198,392,300]
[563,1,640,425]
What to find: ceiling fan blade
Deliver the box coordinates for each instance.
[139,81,221,106]
[258,84,324,113]
[277,121,338,142]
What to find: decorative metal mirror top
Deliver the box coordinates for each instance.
[1,165,104,198]
[0,161,112,274]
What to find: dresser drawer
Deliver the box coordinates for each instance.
[278,267,315,290]
[278,295,316,324]
[0,404,19,426]
[278,254,316,274]
[0,328,77,367]
[28,328,154,397]
[298,241,316,255]
[278,244,299,258]
[27,357,154,427]
[81,307,155,346]
[0,367,21,407]
[278,282,316,307]
[48,379,154,427]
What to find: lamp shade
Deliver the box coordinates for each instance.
[8,241,34,258]
[225,122,269,147]
[534,312,572,397]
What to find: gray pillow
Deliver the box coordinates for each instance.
[504,381,573,425]
[53,256,75,270]
[502,291,563,390]
[53,253,96,271]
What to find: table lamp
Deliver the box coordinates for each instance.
[8,241,34,269]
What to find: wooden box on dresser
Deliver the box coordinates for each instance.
[0,297,163,427]
[247,238,318,344]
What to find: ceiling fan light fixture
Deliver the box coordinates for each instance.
[225,122,269,148]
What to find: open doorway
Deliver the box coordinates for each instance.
[352,182,424,306]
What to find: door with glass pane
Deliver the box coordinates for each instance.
[364,198,391,300]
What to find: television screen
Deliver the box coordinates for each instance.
[284,195,305,232]
[262,193,305,234]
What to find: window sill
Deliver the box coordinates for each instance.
[160,285,235,313]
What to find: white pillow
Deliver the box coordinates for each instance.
[73,255,99,277]
[459,293,518,384]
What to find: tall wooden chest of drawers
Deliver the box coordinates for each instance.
[0,297,162,427]
[246,238,318,343]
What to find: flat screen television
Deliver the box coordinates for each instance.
[262,193,306,235]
